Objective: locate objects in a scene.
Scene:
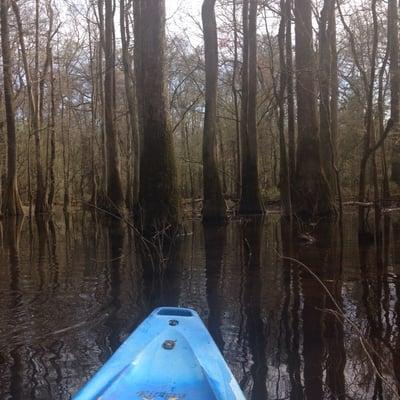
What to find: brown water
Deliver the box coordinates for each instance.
[0,212,400,399]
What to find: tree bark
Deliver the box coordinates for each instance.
[12,0,48,213]
[33,0,48,213]
[47,48,56,209]
[136,0,180,230]
[104,0,124,214]
[388,0,400,184]
[293,0,335,218]
[0,0,23,216]
[277,0,291,216]
[88,18,98,207]
[286,0,296,184]
[378,49,390,199]
[319,0,336,191]
[357,0,379,235]
[232,0,241,199]
[120,0,139,209]
[97,0,107,202]
[239,0,263,215]
[201,0,226,223]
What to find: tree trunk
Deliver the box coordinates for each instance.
[239,0,263,215]
[329,4,338,167]
[136,0,180,230]
[0,0,23,216]
[88,18,98,207]
[286,0,296,184]
[232,0,241,200]
[12,0,47,214]
[184,124,195,202]
[388,0,400,184]
[120,0,139,209]
[133,0,145,167]
[97,0,107,203]
[58,55,70,213]
[277,0,291,216]
[104,0,124,214]
[33,0,48,213]
[293,0,335,218]
[201,0,226,223]
[378,50,390,200]
[43,0,54,209]
[217,126,227,195]
[319,0,336,191]
[358,0,379,235]
[47,48,56,209]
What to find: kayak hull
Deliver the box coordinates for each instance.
[73,307,245,400]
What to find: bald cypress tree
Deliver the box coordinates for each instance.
[1,0,23,216]
[201,0,226,223]
[104,0,124,214]
[239,0,264,215]
[293,0,335,217]
[319,0,336,192]
[136,0,180,229]
[389,0,400,185]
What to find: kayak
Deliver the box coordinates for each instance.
[73,307,245,400]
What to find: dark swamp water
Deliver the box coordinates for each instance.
[1,212,400,399]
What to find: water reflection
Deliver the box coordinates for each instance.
[242,219,267,399]
[204,223,227,349]
[0,213,400,399]
[281,221,303,400]
[6,217,24,400]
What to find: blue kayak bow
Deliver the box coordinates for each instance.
[73,307,245,400]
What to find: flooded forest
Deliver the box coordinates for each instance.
[0,0,400,398]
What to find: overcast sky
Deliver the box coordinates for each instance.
[165,0,203,44]
[166,0,202,17]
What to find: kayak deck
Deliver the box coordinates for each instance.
[73,307,245,400]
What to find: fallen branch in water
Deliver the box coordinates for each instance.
[276,250,400,399]
[343,201,373,207]
[81,201,183,272]
[90,254,125,263]
[382,207,400,213]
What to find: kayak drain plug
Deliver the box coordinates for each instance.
[169,319,179,326]
[162,340,176,350]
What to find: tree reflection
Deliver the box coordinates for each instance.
[359,239,384,398]
[280,219,303,400]
[1,213,400,399]
[48,218,58,290]
[5,217,24,399]
[136,229,183,310]
[281,220,346,399]
[104,219,125,352]
[389,217,400,396]
[204,223,227,350]
[242,218,267,399]
[321,222,346,400]
[35,215,49,291]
